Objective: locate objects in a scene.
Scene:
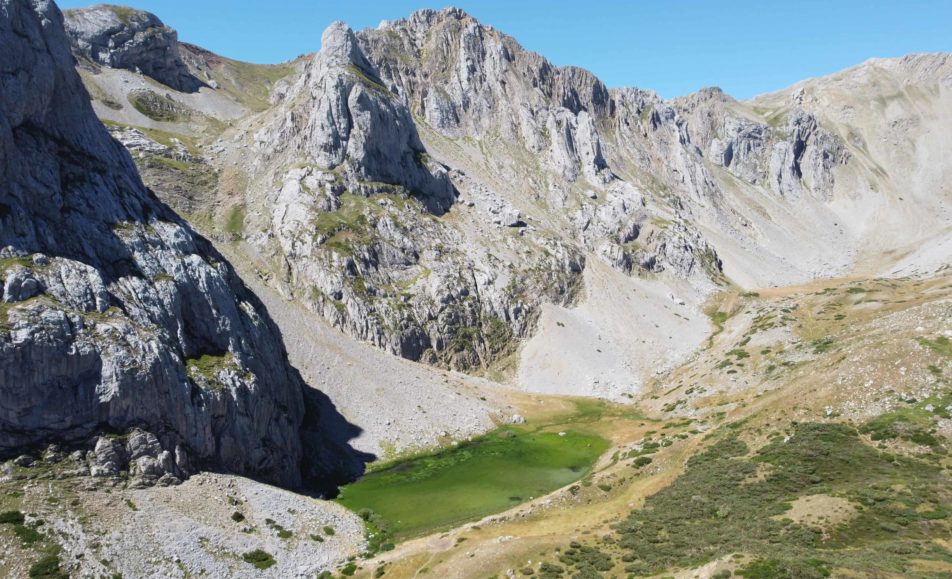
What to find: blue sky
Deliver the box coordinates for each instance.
[58,1,952,99]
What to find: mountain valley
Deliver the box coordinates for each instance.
[0,1,950,577]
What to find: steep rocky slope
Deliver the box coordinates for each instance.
[0,0,333,489]
[65,7,952,398]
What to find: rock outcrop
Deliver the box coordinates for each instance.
[63,4,202,92]
[0,0,314,487]
[253,21,455,212]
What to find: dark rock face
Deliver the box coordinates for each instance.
[0,0,313,487]
[63,3,202,92]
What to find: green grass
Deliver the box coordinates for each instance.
[106,5,137,24]
[603,422,952,577]
[0,510,24,524]
[314,194,372,236]
[811,337,835,354]
[265,518,292,539]
[336,426,609,540]
[917,336,952,357]
[346,64,390,94]
[213,59,296,112]
[224,205,246,235]
[185,352,235,390]
[860,386,952,448]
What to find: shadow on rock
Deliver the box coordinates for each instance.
[298,380,376,498]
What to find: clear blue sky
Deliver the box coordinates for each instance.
[58,0,952,99]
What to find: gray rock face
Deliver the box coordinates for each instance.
[63,4,202,92]
[253,21,454,212]
[767,110,848,200]
[0,0,314,487]
[673,87,849,200]
[359,9,614,186]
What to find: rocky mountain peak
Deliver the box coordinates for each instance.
[63,3,202,92]
[318,21,369,70]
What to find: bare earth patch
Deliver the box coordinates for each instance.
[773,494,858,534]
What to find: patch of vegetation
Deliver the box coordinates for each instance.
[358,509,395,555]
[241,549,276,570]
[231,511,245,523]
[215,58,296,112]
[265,518,293,539]
[340,562,359,576]
[28,554,67,579]
[710,311,730,326]
[14,523,42,544]
[102,121,200,155]
[322,525,335,536]
[337,426,608,540]
[558,543,613,576]
[811,337,835,354]
[738,557,830,578]
[484,315,513,355]
[0,510,24,524]
[917,336,952,357]
[314,194,375,253]
[604,423,952,576]
[860,390,951,449]
[346,64,390,94]
[107,5,138,24]
[224,205,246,236]
[128,89,192,122]
[185,352,235,390]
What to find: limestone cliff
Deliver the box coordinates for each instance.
[0,0,317,488]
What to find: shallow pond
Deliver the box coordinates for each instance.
[336,426,609,540]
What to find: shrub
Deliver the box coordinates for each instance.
[738,558,830,578]
[28,554,67,578]
[241,549,276,570]
[231,511,245,523]
[14,524,42,544]
[0,510,24,524]
[323,525,335,536]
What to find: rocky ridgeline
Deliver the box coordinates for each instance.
[64,3,202,92]
[58,6,854,372]
[234,9,827,368]
[0,0,334,488]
